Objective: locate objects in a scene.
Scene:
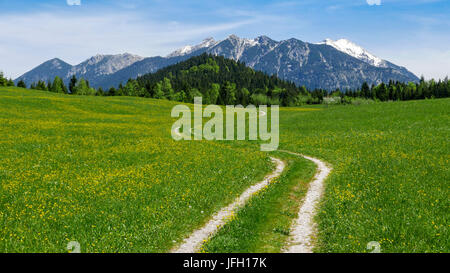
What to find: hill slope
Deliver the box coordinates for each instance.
[134,54,304,106]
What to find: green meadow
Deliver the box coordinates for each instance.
[0,87,448,253]
[0,87,271,252]
[280,100,449,253]
[205,100,449,253]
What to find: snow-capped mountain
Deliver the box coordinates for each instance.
[206,34,260,61]
[167,37,218,58]
[16,35,419,90]
[317,38,387,68]
[167,35,261,60]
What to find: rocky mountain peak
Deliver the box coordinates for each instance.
[318,38,387,68]
[16,35,419,91]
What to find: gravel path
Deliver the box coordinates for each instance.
[279,150,332,253]
[171,112,332,253]
[171,157,285,253]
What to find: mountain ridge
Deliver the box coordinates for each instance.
[16,35,419,90]
[16,53,143,87]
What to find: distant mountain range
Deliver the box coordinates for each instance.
[16,35,419,90]
[15,53,143,88]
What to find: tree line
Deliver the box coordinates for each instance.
[293,77,450,105]
[0,72,17,87]
[4,54,449,106]
[22,75,101,96]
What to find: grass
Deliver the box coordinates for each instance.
[198,100,449,253]
[0,87,272,253]
[201,152,316,253]
[279,100,449,252]
[1,87,448,253]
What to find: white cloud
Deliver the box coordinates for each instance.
[67,0,81,6]
[0,1,447,80]
[367,0,382,5]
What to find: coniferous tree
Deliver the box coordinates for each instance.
[17,80,27,88]
[224,82,237,105]
[96,87,105,96]
[69,75,78,94]
[361,82,370,98]
[37,80,48,91]
[73,78,95,95]
[0,72,6,86]
[51,76,66,93]
[7,79,14,87]
[108,87,117,96]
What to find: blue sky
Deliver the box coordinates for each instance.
[0,0,449,79]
